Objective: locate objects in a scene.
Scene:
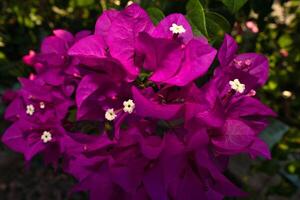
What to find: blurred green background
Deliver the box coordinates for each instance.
[0,0,299,199]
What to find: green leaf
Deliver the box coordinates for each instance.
[221,0,248,13]
[205,11,231,36]
[278,34,292,49]
[189,21,203,36]
[73,0,94,7]
[280,170,300,188]
[260,119,289,148]
[186,0,208,37]
[199,0,208,7]
[147,7,165,25]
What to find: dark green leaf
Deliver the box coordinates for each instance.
[199,0,208,7]
[260,119,289,148]
[147,7,165,25]
[186,0,208,37]
[280,169,300,188]
[221,0,248,13]
[205,11,231,36]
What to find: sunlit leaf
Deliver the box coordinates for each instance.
[73,0,94,7]
[278,34,292,49]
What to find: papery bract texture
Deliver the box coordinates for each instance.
[1,3,275,200]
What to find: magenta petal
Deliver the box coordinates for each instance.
[185,82,225,129]
[107,3,154,79]
[187,128,209,150]
[140,136,164,159]
[137,32,183,71]
[53,29,74,45]
[128,187,149,200]
[228,96,277,118]
[75,30,92,41]
[75,74,113,120]
[175,168,207,200]
[143,161,168,200]
[235,53,269,86]
[195,149,246,197]
[22,50,36,66]
[114,112,128,139]
[25,140,45,161]
[1,122,27,154]
[68,35,107,60]
[209,171,246,197]
[136,32,184,82]
[248,138,271,159]
[95,10,119,39]
[110,158,145,193]
[132,87,183,120]
[41,36,67,55]
[41,69,65,86]
[64,154,107,181]
[165,38,217,86]
[153,13,193,43]
[38,36,67,66]
[4,97,23,121]
[43,142,61,167]
[160,134,186,186]
[218,34,238,66]
[212,119,255,155]
[76,165,114,200]
[76,74,101,108]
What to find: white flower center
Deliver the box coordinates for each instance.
[105,108,117,121]
[41,131,52,143]
[123,99,135,114]
[229,79,245,93]
[40,102,45,109]
[169,23,186,34]
[26,104,35,116]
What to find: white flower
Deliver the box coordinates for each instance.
[127,1,133,6]
[39,102,45,109]
[105,108,117,121]
[282,90,292,99]
[123,99,135,114]
[26,104,35,116]
[229,79,246,93]
[41,131,52,143]
[169,23,186,34]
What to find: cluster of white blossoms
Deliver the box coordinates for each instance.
[26,102,46,116]
[105,99,135,121]
[229,79,246,93]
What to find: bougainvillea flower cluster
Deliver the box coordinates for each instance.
[2,4,276,200]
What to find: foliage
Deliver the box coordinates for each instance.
[0,0,299,199]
